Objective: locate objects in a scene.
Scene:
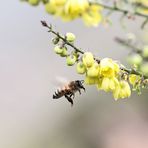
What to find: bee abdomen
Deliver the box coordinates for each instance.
[53,89,65,99]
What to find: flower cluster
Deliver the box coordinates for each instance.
[51,31,142,100]
[22,0,103,26]
[22,0,148,27]
[41,21,148,100]
[45,0,103,26]
[127,45,148,76]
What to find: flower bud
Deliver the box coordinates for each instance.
[140,63,148,76]
[66,33,76,42]
[52,37,59,45]
[87,62,100,77]
[76,62,86,74]
[54,46,63,54]
[28,0,39,6]
[72,51,79,58]
[66,55,77,66]
[82,52,95,68]
[127,54,143,66]
[142,46,148,58]
[60,47,68,57]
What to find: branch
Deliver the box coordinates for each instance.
[89,1,148,19]
[115,37,142,54]
[41,21,84,54]
[41,21,148,79]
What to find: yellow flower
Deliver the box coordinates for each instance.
[113,80,131,100]
[129,74,140,86]
[58,10,75,21]
[85,75,99,85]
[100,58,120,77]
[64,0,89,17]
[82,4,103,26]
[50,0,66,6]
[82,52,95,68]
[87,62,100,77]
[45,0,66,15]
[98,77,119,92]
[45,3,59,14]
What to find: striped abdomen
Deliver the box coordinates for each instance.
[53,85,72,99]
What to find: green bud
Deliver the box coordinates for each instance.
[66,33,76,42]
[82,52,95,68]
[52,37,59,45]
[76,62,86,74]
[140,63,148,76]
[72,51,79,59]
[127,54,143,66]
[60,47,68,57]
[54,46,63,54]
[142,46,148,58]
[66,55,77,66]
[28,0,39,6]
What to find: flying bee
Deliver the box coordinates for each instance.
[53,80,85,106]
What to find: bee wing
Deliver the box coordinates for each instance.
[51,76,69,88]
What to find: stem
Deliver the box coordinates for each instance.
[115,37,148,62]
[121,67,147,79]
[41,21,148,79]
[89,1,148,18]
[38,0,148,19]
[51,31,84,54]
[41,21,84,54]
[115,37,141,53]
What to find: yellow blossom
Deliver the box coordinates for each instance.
[50,0,66,6]
[45,2,59,14]
[100,58,120,77]
[129,74,140,86]
[113,80,131,100]
[87,62,100,77]
[64,0,89,17]
[84,75,99,85]
[98,77,119,92]
[82,4,103,26]
[45,0,66,15]
[82,52,95,68]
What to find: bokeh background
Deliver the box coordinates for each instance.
[0,1,148,148]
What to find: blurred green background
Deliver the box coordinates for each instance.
[0,1,148,148]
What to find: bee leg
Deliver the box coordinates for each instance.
[77,88,81,94]
[70,92,75,99]
[65,95,73,106]
[81,86,85,92]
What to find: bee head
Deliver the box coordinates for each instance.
[75,80,84,87]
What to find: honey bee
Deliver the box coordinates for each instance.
[53,80,85,106]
